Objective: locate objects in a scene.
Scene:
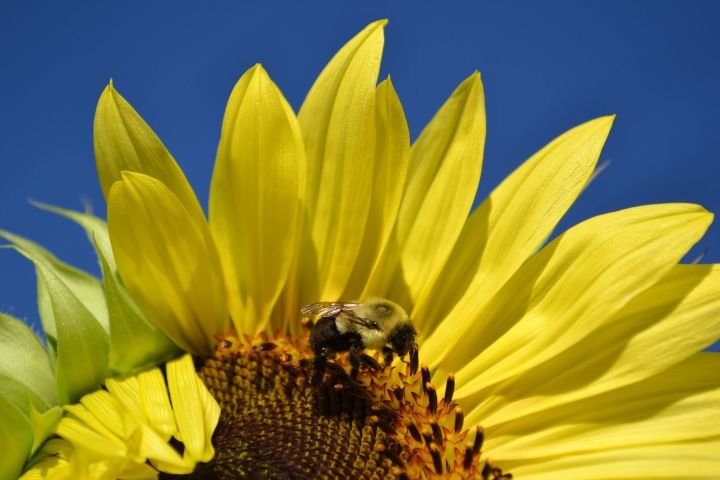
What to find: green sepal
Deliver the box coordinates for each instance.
[28,404,62,457]
[0,313,56,409]
[0,232,110,404]
[0,375,47,424]
[31,200,116,273]
[0,377,58,478]
[30,250,109,403]
[0,230,110,343]
[0,316,61,477]
[0,393,33,480]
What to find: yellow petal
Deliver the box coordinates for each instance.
[466,264,720,428]
[508,442,720,479]
[106,369,178,443]
[136,368,176,441]
[364,72,486,308]
[107,172,228,356]
[489,353,720,478]
[434,203,711,396]
[341,77,409,299]
[104,376,142,421]
[56,417,128,459]
[166,355,219,464]
[140,423,192,474]
[413,116,614,335]
[94,82,205,224]
[104,371,183,471]
[106,460,158,480]
[210,64,305,333]
[27,358,218,478]
[76,390,134,441]
[298,20,385,301]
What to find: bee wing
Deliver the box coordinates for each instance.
[343,315,382,331]
[300,302,363,319]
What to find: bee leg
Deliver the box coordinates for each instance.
[383,346,394,367]
[409,344,419,375]
[360,353,382,371]
[312,352,328,386]
[349,345,362,379]
[325,362,352,383]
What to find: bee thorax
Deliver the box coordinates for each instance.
[334,316,351,334]
[359,329,388,350]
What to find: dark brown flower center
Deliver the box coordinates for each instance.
[163,333,512,479]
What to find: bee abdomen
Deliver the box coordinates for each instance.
[309,317,361,354]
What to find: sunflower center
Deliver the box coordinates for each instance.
[169,333,511,479]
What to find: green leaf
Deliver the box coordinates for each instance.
[96,234,179,375]
[0,394,32,480]
[0,314,56,409]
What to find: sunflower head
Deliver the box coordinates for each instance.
[189,330,501,479]
[4,18,720,480]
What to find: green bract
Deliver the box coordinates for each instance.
[0,206,179,479]
[0,314,62,480]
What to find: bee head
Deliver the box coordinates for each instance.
[389,322,417,356]
[360,298,408,327]
[367,299,400,319]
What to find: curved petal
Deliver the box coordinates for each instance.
[297,20,385,302]
[413,116,614,336]
[343,77,410,299]
[431,203,712,394]
[98,239,180,376]
[364,72,486,309]
[107,172,228,356]
[39,355,219,477]
[166,354,219,465]
[210,65,305,334]
[94,82,205,224]
[508,442,720,480]
[465,263,720,427]
[488,353,720,479]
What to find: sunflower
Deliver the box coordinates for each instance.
[4,19,719,479]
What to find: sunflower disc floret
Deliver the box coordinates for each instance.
[188,333,507,479]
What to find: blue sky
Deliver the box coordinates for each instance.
[1,1,719,350]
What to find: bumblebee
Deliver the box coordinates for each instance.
[301,298,419,385]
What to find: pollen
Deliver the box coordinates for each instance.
[185,333,512,479]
